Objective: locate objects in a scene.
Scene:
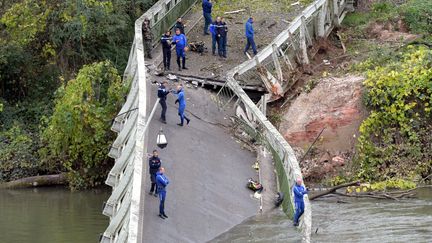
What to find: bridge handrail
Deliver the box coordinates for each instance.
[225,0,353,242]
[100,0,199,242]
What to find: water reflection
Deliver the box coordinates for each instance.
[0,187,109,243]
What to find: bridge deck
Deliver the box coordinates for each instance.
[141,82,259,242]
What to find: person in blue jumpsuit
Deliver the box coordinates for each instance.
[209,16,221,56]
[202,0,213,35]
[156,167,170,219]
[173,84,190,126]
[293,177,308,226]
[244,17,257,55]
[158,81,170,124]
[172,28,188,71]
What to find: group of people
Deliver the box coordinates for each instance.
[160,20,188,71]
[148,150,170,219]
[141,0,259,71]
[158,81,191,126]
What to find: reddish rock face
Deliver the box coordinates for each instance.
[280,75,366,152]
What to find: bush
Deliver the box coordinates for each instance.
[0,124,40,182]
[401,0,432,34]
[41,61,128,190]
[356,46,432,181]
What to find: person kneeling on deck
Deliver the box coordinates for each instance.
[172,28,188,71]
[293,177,308,226]
[173,84,190,126]
[149,150,161,196]
[142,18,153,59]
[156,167,170,219]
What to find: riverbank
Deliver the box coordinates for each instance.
[270,0,432,187]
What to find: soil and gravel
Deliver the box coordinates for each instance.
[159,1,306,82]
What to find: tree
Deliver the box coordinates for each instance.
[40,61,128,189]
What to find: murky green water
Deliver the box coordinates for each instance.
[0,187,109,243]
[212,188,432,242]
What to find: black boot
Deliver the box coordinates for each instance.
[177,57,181,71]
[182,57,188,70]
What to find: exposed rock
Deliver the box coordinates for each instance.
[280,75,365,151]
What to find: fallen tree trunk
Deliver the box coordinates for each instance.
[0,174,67,189]
[309,181,360,200]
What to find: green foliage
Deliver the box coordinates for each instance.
[370,179,416,191]
[41,61,128,190]
[356,47,432,181]
[342,12,371,27]
[401,0,432,34]
[0,124,40,182]
[0,0,49,46]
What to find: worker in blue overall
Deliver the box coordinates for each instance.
[202,0,213,35]
[244,17,257,55]
[173,84,190,126]
[172,28,188,71]
[293,177,308,226]
[156,167,170,219]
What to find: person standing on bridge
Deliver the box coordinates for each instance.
[142,18,153,59]
[209,17,221,56]
[156,167,170,219]
[173,84,190,126]
[174,17,185,34]
[219,17,228,58]
[149,150,162,197]
[161,30,172,71]
[158,81,170,123]
[172,28,188,71]
[293,177,308,226]
[244,17,257,56]
[202,0,213,35]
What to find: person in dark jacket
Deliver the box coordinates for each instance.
[219,17,228,58]
[293,177,308,226]
[173,84,190,126]
[244,17,257,55]
[202,0,212,35]
[172,28,188,71]
[174,17,185,34]
[142,18,153,59]
[158,81,170,123]
[156,167,170,219]
[149,150,162,196]
[209,17,221,56]
[160,30,172,71]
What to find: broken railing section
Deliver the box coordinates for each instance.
[235,0,353,100]
[143,0,198,46]
[223,75,312,242]
[220,1,355,242]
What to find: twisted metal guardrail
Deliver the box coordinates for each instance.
[100,0,197,242]
[221,0,354,242]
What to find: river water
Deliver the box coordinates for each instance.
[212,187,432,243]
[0,187,109,243]
[0,187,430,242]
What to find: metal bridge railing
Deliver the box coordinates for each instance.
[100,0,198,242]
[220,0,354,242]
